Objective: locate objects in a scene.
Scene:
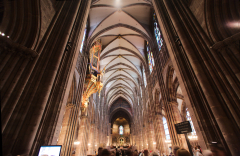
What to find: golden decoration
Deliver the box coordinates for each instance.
[82,74,103,108]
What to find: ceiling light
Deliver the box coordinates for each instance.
[74,141,80,145]
[165,140,171,143]
[115,0,121,8]
[227,21,240,28]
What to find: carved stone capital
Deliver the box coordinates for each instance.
[0,36,38,58]
[154,112,163,117]
[66,103,75,109]
[210,32,240,50]
[80,107,88,118]
[168,101,178,107]
[80,115,88,119]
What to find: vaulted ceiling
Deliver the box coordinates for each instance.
[89,0,153,114]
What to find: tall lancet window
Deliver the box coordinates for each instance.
[80,25,87,53]
[186,108,196,135]
[163,117,170,140]
[153,13,164,51]
[140,86,142,98]
[146,42,155,73]
[119,125,123,135]
[143,68,147,87]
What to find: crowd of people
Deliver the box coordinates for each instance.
[95,142,227,156]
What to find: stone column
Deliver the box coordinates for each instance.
[109,123,112,146]
[95,123,100,149]
[155,114,169,155]
[143,126,148,149]
[140,129,144,151]
[57,104,76,156]
[75,107,88,156]
[153,0,240,155]
[147,121,154,151]
[87,123,95,155]
[134,124,140,150]
[2,0,91,155]
[168,101,188,150]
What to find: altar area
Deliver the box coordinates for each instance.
[110,117,131,147]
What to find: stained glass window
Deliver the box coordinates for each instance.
[119,125,123,135]
[80,25,87,53]
[143,68,147,87]
[163,117,170,140]
[186,108,196,135]
[153,13,164,51]
[147,42,155,73]
[90,39,101,71]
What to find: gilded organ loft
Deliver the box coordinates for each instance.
[0,0,240,156]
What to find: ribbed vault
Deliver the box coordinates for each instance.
[89,0,153,114]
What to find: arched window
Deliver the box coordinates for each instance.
[79,25,87,53]
[140,86,142,98]
[90,39,101,71]
[143,68,147,87]
[153,13,164,51]
[146,42,155,73]
[163,117,170,140]
[186,108,196,135]
[119,125,123,135]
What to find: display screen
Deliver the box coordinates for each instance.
[38,145,62,156]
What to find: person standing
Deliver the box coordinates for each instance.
[102,149,111,156]
[175,148,191,156]
[194,146,203,156]
[172,145,180,156]
[116,150,120,156]
[97,147,103,156]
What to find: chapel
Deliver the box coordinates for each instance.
[0,0,240,156]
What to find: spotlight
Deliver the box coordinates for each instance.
[74,141,80,145]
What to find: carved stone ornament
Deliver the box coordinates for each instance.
[0,36,38,58]
[81,74,103,108]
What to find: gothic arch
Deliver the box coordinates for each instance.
[205,0,240,42]
[1,0,43,49]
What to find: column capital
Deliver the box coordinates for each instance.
[80,115,88,119]
[66,103,75,109]
[154,112,163,117]
[168,101,178,107]
[80,107,88,118]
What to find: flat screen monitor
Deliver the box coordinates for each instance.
[38,145,62,156]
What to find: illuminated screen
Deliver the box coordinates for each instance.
[38,145,62,156]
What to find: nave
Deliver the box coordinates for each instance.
[0,0,239,156]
